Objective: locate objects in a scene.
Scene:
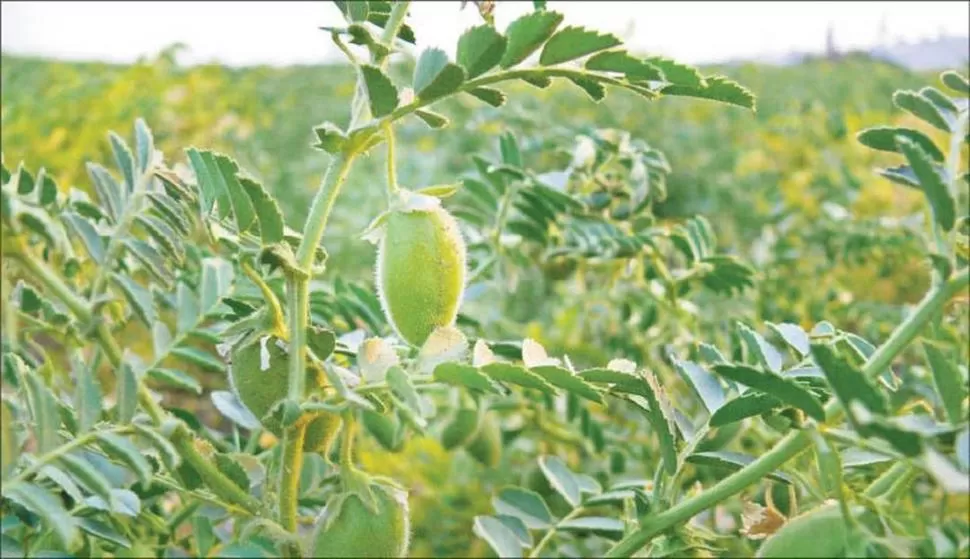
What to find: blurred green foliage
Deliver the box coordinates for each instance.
[3,47,964,557]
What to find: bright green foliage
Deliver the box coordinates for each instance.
[361,65,400,117]
[1,3,968,558]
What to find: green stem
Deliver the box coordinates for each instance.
[286,277,308,401]
[339,411,357,471]
[6,426,133,488]
[606,269,970,557]
[6,248,91,320]
[276,1,412,544]
[294,152,355,270]
[529,507,586,558]
[171,423,266,515]
[492,183,517,255]
[243,261,286,337]
[278,423,308,533]
[863,462,913,500]
[153,476,255,519]
[385,123,400,201]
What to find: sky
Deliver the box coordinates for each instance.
[2,1,968,67]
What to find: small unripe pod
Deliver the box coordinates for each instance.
[377,205,466,347]
[229,336,341,454]
[310,483,410,558]
[757,501,865,558]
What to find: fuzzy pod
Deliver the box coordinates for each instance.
[310,483,411,558]
[440,407,484,450]
[756,502,865,558]
[228,335,341,454]
[465,414,502,468]
[377,205,466,347]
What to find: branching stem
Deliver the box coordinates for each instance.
[606,268,969,557]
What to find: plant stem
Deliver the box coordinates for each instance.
[606,268,970,557]
[339,411,357,470]
[6,426,133,487]
[296,153,356,272]
[243,260,286,337]
[170,423,267,514]
[529,507,586,558]
[286,277,309,401]
[278,423,308,533]
[6,248,90,320]
[153,476,255,519]
[863,462,913,500]
[276,0,412,542]
[385,123,400,201]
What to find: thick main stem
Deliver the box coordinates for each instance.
[278,0,412,538]
[278,423,308,533]
[606,268,969,557]
[286,277,308,401]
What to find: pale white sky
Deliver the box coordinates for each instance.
[1,1,968,66]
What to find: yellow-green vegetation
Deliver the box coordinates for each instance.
[2,17,967,556]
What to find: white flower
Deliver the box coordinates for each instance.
[472,339,497,368]
[357,337,399,383]
[417,326,468,374]
[522,338,561,368]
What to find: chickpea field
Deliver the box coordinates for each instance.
[1,2,968,558]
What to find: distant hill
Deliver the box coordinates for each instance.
[719,35,969,71]
[870,35,969,71]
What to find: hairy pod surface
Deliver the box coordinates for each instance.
[377,206,466,347]
[310,482,410,558]
[229,335,341,454]
[756,502,864,558]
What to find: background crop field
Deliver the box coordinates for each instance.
[2,40,967,557]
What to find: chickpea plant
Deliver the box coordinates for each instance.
[1,1,968,558]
